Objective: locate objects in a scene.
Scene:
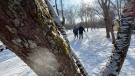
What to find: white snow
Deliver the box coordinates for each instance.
[0,50,37,76]
[67,28,135,76]
[0,28,135,76]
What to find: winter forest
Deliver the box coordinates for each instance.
[0,0,135,76]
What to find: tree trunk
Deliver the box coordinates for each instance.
[106,10,115,44]
[45,0,88,75]
[98,0,111,38]
[60,0,65,26]
[85,13,88,32]
[55,0,59,16]
[0,0,79,76]
[99,1,135,75]
[110,25,115,44]
[104,17,110,38]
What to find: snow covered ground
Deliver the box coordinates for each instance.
[0,28,135,76]
[0,43,37,76]
[67,28,135,76]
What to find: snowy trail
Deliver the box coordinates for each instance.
[67,29,113,76]
[67,28,135,76]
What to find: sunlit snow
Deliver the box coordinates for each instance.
[67,28,135,76]
[0,28,135,76]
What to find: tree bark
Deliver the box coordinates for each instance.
[104,17,110,38]
[99,1,135,75]
[45,0,88,75]
[106,9,115,44]
[98,0,115,43]
[60,0,65,26]
[98,0,111,38]
[0,0,79,76]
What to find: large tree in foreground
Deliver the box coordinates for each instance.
[0,0,85,76]
[99,0,135,75]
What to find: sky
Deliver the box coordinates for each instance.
[49,0,97,23]
[50,0,95,6]
[0,28,135,76]
[50,0,79,5]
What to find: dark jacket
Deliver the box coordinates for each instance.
[73,28,78,35]
[78,26,85,34]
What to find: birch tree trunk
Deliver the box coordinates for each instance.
[0,0,79,76]
[99,1,135,75]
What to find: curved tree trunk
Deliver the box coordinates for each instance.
[99,1,135,75]
[0,0,79,76]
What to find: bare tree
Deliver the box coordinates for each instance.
[98,0,110,38]
[99,0,135,75]
[77,0,94,31]
[110,0,125,19]
[64,5,76,25]
[98,0,115,44]
[55,0,59,16]
[60,0,65,26]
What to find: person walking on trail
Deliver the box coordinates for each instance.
[78,25,85,39]
[73,27,78,39]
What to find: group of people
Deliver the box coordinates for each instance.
[73,25,85,39]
